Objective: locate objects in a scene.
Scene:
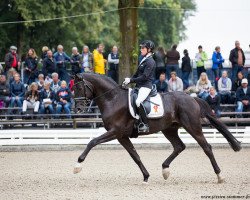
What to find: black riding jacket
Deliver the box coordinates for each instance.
[130,55,156,89]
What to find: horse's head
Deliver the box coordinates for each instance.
[72,74,94,100]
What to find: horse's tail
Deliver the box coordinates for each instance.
[194,97,242,152]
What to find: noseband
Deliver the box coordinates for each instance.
[73,80,94,100]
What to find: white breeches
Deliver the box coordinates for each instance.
[22,100,40,112]
[136,87,151,107]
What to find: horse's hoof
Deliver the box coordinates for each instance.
[142,181,149,185]
[73,163,82,174]
[162,168,170,180]
[217,174,225,184]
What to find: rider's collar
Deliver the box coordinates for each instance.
[139,53,152,65]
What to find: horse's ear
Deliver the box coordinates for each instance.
[75,73,82,80]
[70,74,75,80]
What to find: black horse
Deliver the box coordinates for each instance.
[72,73,241,183]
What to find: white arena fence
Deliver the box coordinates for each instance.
[0,127,249,146]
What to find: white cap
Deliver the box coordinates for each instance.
[242,78,248,84]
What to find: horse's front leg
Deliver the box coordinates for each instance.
[73,130,117,174]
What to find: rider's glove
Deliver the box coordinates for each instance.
[122,78,131,86]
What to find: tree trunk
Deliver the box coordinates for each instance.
[16,14,24,58]
[118,0,139,84]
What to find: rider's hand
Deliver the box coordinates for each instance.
[122,78,131,86]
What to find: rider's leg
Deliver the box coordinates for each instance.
[136,87,151,132]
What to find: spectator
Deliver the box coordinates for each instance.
[232,71,244,92]
[236,78,250,116]
[23,48,39,85]
[9,73,25,114]
[0,75,10,107]
[206,87,221,118]
[81,45,93,73]
[6,68,17,86]
[54,45,71,83]
[196,72,212,100]
[153,47,166,80]
[218,71,232,104]
[166,44,180,79]
[41,46,49,60]
[39,81,55,114]
[51,72,61,93]
[93,44,106,75]
[37,74,45,91]
[4,46,21,74]
[42,50,56,78]
[56,80,72,118]
[229,41,245,83]
[22,82,40,115]
[168,71,183,92]
[70,47,82,76]
[154,73,168,93]
[181,49,192,90]
[195,45,208,79]
[108,45,119,83]
[212,46,225,88]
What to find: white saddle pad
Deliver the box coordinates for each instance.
[128,88,164,119]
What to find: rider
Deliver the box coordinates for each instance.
[123,40,156,133]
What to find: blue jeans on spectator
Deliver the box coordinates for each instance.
[219,92,232,104]
[198,91,209,100]
[212,68,220,89]
[181,71,190,90]
[56,102,71,118]
[166,64,179,79]
[231,65,243,83]
[9,97,23,114]
[40,104,54,114]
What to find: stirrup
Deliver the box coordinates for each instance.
[138,122,149,133]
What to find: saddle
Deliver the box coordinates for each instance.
[128,85,164,119]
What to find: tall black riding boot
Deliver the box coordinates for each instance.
[138,104,149,133]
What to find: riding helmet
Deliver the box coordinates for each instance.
[140,40,155,51]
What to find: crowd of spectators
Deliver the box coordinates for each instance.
[0,40,250,119]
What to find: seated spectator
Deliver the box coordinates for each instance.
[196,72,212,100]
[42,50,56,78]
[23,48,39,85]
[154,73,168,93]
[56,81,72,118]
[51,72,61,93]
[168,71,183,92]
[6,68,18,86]
[218,71,232,104]
[22,82,40,115]
[236,78,250,116]
[39,81,55,114]
[9,73,25,114]
[232,71,244,92]
[206,87,221,118]
[70,47,82,75]
[37,74,45,91]
[0,75,10,107]
[81,45,93,73]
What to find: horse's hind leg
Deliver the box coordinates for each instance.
[180,113,224,183]
[161,126,186,180]
[118,137,150,183]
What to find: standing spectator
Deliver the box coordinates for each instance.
[196,72,212,100]
[181,49,192,90]
[56,81,72,118]
[165,44,180,79]
[22,82,40,115]
[54,45,71,83]
[70,47,82,76]
[229,41,245,83]
[39,81,55,114]
[168,71,183,92]
[232,71,244,92]
[4,46,21,74]
[206,87,221,117]
[51,72,61,93]
[108,45,119,83]
[93,44,106,75]
[9,73,25,113]
[41,46,49,60]
[0,75,10,107]
[153,47,166,80]
[23,48,39,85]
[195,45,208,79]
[236,78,250,115]
[81,45,93,73]
[154,73,168,93]
[212,46,225,88]
[42,50,56,78]
[218,71,232,104]
[37,74,45,91]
